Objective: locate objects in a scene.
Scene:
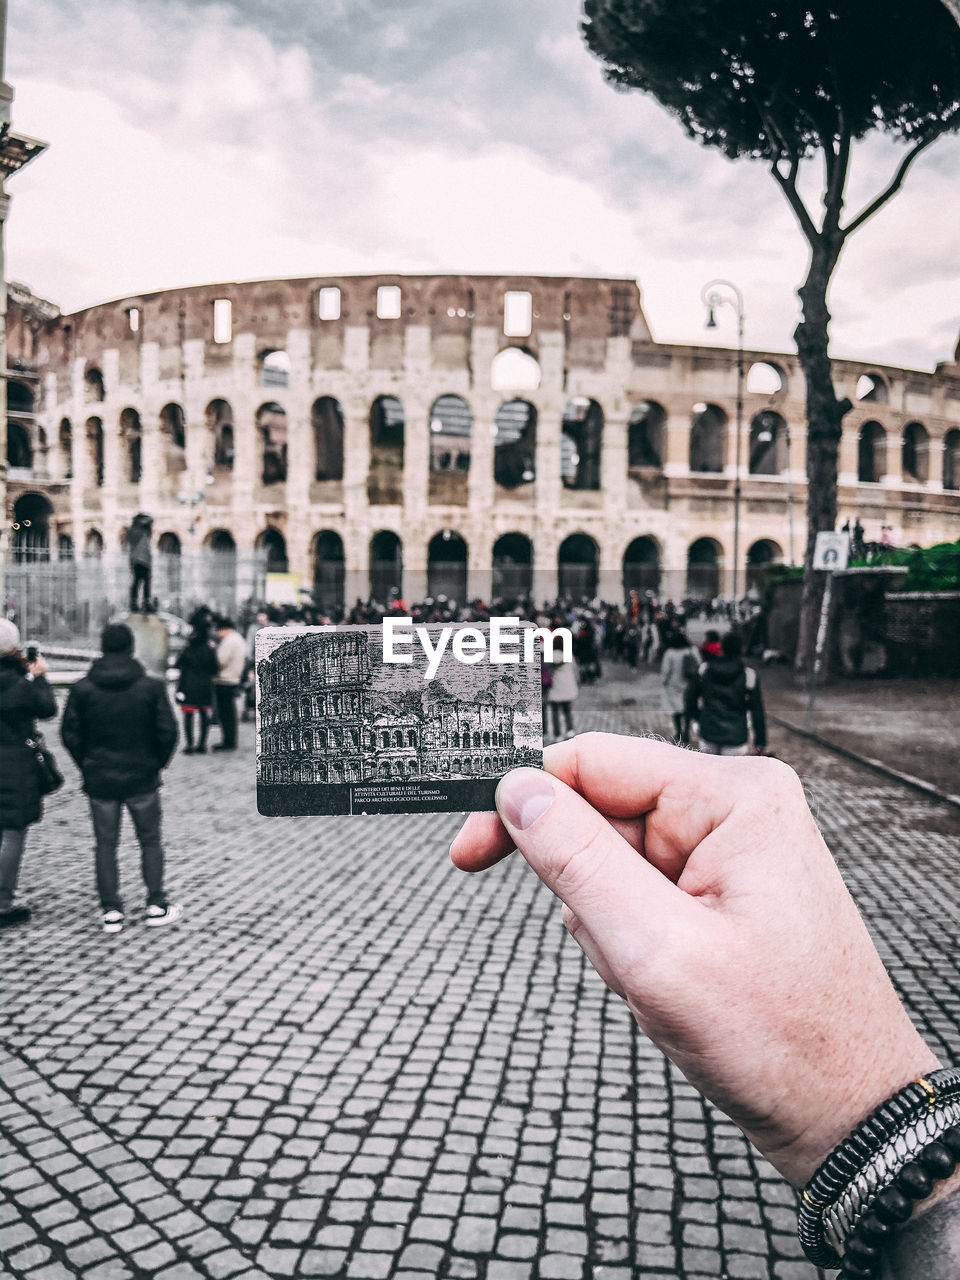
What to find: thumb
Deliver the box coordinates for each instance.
[494,768,691,963]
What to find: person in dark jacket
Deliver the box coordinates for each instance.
[176,625,218,754]
[128,512,153,612]
[685,630,767,756]
[0,620,57,928]
[61,622,181,933]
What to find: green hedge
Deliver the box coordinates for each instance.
[849,540,960,591]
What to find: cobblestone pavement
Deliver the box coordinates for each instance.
[2,666,959,1280]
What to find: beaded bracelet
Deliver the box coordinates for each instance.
[798,1066,960,1269]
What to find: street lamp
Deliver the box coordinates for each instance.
[700,279,745,606]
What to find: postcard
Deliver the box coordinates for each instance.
[255,624,544,816]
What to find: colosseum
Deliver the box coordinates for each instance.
[4,272,960,618]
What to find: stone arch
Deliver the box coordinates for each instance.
[59,419,73,479]
[260,349,291,389]
[370,530,402,602]
[58,533,74,561]
[558,532,599,600]
[257,402,287,485]
[206,399,234,471]
[257,527,288,573]
[747,539,783,588]
[902,422,929,483]
[494,399,537,489]
[746,361,788,396]
[429,394,472,476]
[858,422,886,483]
[6,421,31,469]
[622,535,661,596]
[856,372,889,404]
[84,365,105,403]
[11,493,53,562]
[203,528,237,611]
[628,401,666,469]
[490,346,541,393]
[492,532,533,600]
[7,379,34,415]
[84,528,104,558]
[687,537,723,599]
[943,429,960,491]
[312,396,345,482]
[749,410,786,476]
[427,530,468,602]
[561,397,603,490]
[85,417,104,486]
[313,530,345,616]
[157,532,182,602]
[119,408,142,483]
[689,403,726,473]
[368,394,404,503]
[159,403,186,475]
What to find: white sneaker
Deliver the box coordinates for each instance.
[102,909,124,934]
[145,903,183,928]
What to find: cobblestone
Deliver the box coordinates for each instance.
[1,667,957,1278]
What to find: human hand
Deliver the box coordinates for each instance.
[28,655,49,677]
[451,733,938,1186]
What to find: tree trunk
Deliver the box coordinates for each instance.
[793,239,849,672]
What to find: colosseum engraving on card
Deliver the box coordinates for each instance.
[256,626,543,816]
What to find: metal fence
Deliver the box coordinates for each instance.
[2,550,268,647]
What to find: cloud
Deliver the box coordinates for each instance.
[5,0,959,369]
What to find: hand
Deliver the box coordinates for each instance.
[28,656,49,677]
[451,733,938,1186]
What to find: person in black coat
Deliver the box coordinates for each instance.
[61,622,181,932]
[176,626,218,754]
[0,620,57,928]
[685,630,767,756]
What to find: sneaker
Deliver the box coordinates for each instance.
[102,909,124,934]
[145,903,183,928]
[0,906,31,929]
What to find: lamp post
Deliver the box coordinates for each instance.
[701,280,745,608]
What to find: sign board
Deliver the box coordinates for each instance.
[813,531,849,571]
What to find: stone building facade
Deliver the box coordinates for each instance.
[258,630,522,784]
[4,272,960,608]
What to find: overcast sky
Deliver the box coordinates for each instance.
[7,0,960,370]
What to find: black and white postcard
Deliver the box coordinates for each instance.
[256,625,543,816]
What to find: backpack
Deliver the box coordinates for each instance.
[681,650,699,681]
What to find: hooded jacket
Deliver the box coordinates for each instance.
[0,655,58,829]
[61,653,177,799]
[685,656,767,751]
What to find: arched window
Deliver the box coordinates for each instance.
[370,530,402,603]
[393,729,404,748]
[491,347,541,393]
[622,536,660,596]
[261,349,291,389]
[59,419,73,479]
[687,538,722,599]
[157,532,182,602]
[84,528,104,558]
[492,532,533,600]
[944,429,960,491]
[407,730,417,747]
[312,396,345,481]
[85,417,104,487]
[6,422,32,469]
[746,362,787,395]
[313,530,345,616]
[429,395,473,480]
[84,366,105,403]
[494,400,536,489]
[207,400,235,471]
[7,380,34,415]
[858,422,886,483]
[689,404,726,473]
[561,398,603,490]
[160,403,186,475]
[558,533,599,600]
[120,408,142,484]
[368,395,404,504]
[11,493,53,563]
[257,403,287,485]
[58,533,74,561]
[628,401,665,469]
[427,530,468,601]
[902,422,929,483]
[747,539,783,589]
[749,411,785,476]
[204,530,237,615]
[856,373,889,404]
[257,528,288,573]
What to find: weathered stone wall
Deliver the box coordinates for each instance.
[7,272,960,605]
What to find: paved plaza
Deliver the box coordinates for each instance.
[2,667,959,1280]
